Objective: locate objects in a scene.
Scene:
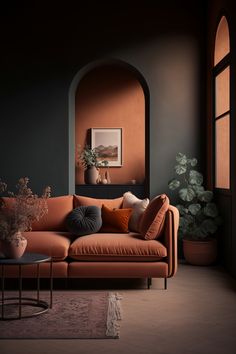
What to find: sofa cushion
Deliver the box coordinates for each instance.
[23,231,72,261]
[32,195,73,231]
[100,205,132,233]
[139,194,170,240]
[123,192,149,232]
[69,232,167,261]
[73,195,123,209]
[66,206,102,236]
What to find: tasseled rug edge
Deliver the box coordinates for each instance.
[106,292,123,338]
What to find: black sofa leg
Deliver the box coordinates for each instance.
[164,277,167,290]
[147,278,152,289]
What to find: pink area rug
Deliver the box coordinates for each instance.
[0,291,122,339]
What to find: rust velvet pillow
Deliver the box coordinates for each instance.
[100,205,132,233]
[139,194,170,240]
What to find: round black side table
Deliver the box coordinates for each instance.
[0,252,53,320]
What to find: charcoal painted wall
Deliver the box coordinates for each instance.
[0,2,205,201]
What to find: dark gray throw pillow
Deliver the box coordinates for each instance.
[66,206,102,236]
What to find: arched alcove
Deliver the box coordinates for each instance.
[68,59,149,197]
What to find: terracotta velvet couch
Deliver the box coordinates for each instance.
[3,194,179,288]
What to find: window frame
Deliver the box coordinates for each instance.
[212,17,231,192]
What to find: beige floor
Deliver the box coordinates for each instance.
[1,263,236,354]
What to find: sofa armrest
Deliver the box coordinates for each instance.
[163,205,179,277]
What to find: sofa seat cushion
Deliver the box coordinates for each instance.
[23,231,72,261]
[68,233,167,261]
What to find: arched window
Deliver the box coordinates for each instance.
[214,16,230,189]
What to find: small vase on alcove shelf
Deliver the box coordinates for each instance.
[77,144,109,185]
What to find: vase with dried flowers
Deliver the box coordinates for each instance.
[0,177,51,259]
[77,144,109,184]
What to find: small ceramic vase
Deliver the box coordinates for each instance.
[1,232,27,259]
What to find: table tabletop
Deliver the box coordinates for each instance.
[0,252,51,265]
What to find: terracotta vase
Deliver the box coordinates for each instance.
[1,232,27,259]
[105,169,111,184]
[84,166,99,184]
[183,238,217,266]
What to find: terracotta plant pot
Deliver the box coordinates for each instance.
[84,166,99,184]
[1,232,27,259]
[183,238,217,266]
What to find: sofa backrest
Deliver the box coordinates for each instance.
[32,195,73,231]
[73,195,123,209]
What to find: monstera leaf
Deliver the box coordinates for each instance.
[189,170,203,185]
[204,203,218,218]
[176,153,187,165]
[176,204,188,215]
[168,179,180,190]
[175,165,187,175]
[198,191,213,202]
[200,219,218,235]
[179,187,195,201]
[188,203,201,215]
[192,185,205,194]
[187,158,198,167]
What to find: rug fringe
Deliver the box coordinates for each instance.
[106,292,122,338]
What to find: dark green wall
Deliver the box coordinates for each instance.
[0,2,206,201]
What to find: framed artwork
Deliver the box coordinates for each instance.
[91,128,122,167]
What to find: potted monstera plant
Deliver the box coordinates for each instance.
[168,153,222,265]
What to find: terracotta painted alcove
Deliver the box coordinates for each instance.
[68,59,149,194]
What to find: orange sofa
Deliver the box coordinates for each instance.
[3,195,179,289]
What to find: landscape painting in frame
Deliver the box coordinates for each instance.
[91,128,122,167]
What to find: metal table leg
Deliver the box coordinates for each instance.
[1,265,4,319]
[37,263,40,303]
[50,259,53,308]
[19,265,22,319]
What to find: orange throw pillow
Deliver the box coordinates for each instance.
[139,194,169,240]
[100,205,132,233]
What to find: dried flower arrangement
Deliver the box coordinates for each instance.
[0,177,51,243]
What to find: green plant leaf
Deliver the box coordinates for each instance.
[198,190,213,202]
[192,185,205,194]
[175,165,187,175]
[188,203,201,215]
[188,158,198,166]
[192,227,208,238]
[168,178,180,190]
[176,204,188,215]
[189,170,203,185]
[176,153,188,165]
[179,187,196,201]
[200,219,218,235]
[204,203,218,217]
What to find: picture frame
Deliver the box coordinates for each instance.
[91,128,122,167]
